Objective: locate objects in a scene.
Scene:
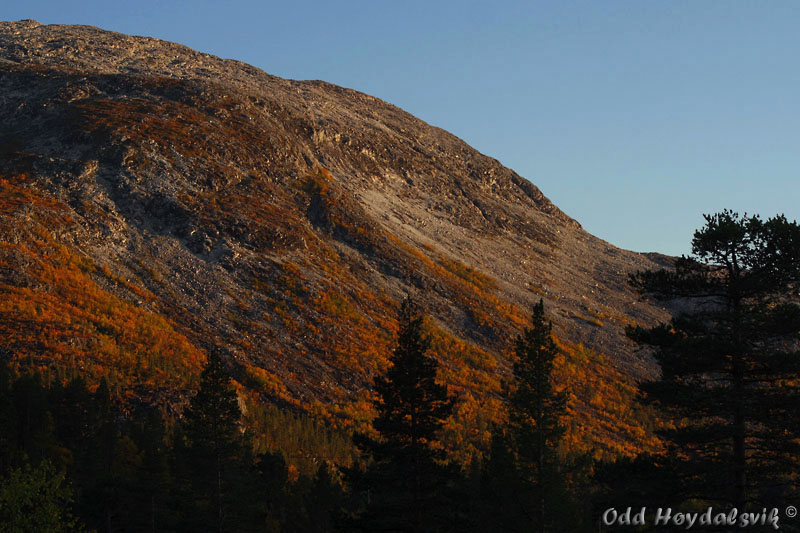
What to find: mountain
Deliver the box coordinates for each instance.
[0,20,669,459]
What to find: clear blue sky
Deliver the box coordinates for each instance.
[4,1,799,256]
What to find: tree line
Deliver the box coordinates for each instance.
[1,210,799,531]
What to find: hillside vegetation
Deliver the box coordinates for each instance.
[0,20,668,463]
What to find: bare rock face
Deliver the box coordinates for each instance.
[0,20,669,451]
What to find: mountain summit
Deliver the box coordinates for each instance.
[0,20,667,456]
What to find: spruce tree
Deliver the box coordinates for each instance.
[353,298,455,531]
[628,211,800,508]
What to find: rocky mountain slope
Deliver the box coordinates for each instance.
[0,20,669,458]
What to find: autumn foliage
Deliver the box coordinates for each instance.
[0,175,205,399]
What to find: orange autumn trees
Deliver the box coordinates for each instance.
[0,175,205,398]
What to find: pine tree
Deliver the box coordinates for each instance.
[303,462,344,532]
[504,299,579,532]
[9,371,56,468]
[125,405,173,532]
[178,351,253,532]
[0,356,14,473]
[352,298,455,531]
[628,211,800,508]
[473,432,529,532]
[72,377,127,532]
